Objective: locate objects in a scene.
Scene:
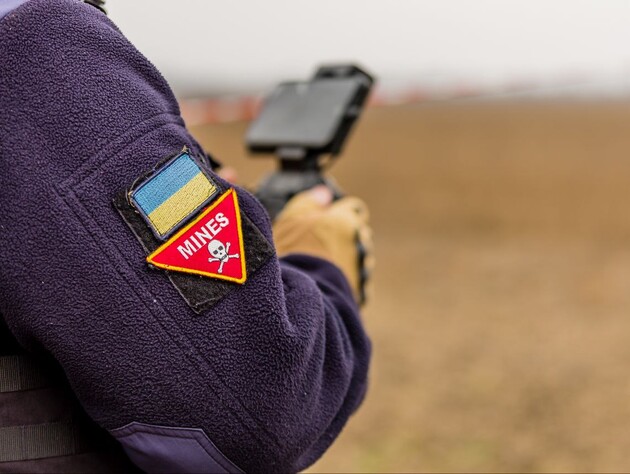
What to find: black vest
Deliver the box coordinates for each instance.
[0,318,140,473]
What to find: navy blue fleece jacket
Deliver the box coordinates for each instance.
[0,0,371,472]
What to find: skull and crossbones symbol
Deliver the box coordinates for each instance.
[207,240,239,273]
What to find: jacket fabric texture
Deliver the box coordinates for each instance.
[0,0,371,472]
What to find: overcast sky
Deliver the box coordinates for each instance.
[108,1,630,97]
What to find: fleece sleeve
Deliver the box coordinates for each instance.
[0,1,371,473]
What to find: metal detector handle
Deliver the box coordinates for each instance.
[256,170,341,221]
[257,171,370,306]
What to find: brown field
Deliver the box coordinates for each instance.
[190,101,630,472]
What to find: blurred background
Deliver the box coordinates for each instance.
[110,1,630,472]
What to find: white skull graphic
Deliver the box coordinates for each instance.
[208,240,227,261]
[207,239,240,274]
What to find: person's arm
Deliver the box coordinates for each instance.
[0,1,371,472]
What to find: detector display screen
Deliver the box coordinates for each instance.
[246,78,361,150]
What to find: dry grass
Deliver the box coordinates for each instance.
[190,101,630,472]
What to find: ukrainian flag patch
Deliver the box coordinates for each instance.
[130,151,218,240]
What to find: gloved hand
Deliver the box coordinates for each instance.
[272,185,374,304]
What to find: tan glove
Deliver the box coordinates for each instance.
[273,186,374,304]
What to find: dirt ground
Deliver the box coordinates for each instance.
[190,101,630,472]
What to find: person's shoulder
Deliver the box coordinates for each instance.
[1,0,119,59]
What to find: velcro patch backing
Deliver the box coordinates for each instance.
[114,156,275,313]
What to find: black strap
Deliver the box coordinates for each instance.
[84,0,106,14]
[0,422,93,463]
[0,355,52,393]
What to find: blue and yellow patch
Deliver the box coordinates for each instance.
[130,152,218,240]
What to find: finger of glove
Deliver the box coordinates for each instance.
[273,186,334,257]
[328,196,370,226]
[315,197,370,246]
[278,185,333,219]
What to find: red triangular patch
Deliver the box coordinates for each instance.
[147,189,246,283]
